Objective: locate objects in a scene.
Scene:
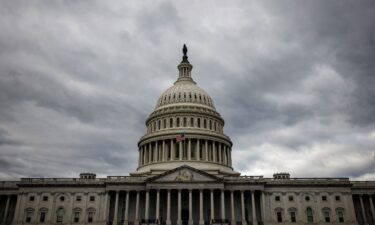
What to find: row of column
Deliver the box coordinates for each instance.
[111,189,261,225]
[139,139,232,167]
[357,194,375,225]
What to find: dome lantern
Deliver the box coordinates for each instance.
[176,44,194,83]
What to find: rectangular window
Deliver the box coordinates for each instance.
[76,196,82,201]
[40,212,46,223]
[322,196,327,201]
[170,118,173,128]
[26,212,32,223]
[338,211,344,223]
[277,212,282,223]
[324,211,330,222]
[335,195,341,201]
[289,196,294,201]
[74,212,80,223]
[42,196,48,201]
[29,196,35,201]
[88,212,94,223]
[275,196,280,201]
[90,196,95,201]
[290,212,296,223]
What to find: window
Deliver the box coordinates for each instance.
[203,119,206,128]
[337,210,344,223]
[335,195,341,201]
[324,211,330,222]
[306,207,313,223]
[322,196,327,201]
[59,196,65,202]
[56,208,64,223]
[277,212,282,223]
[26,211,33,223]
[197,118,201,128]
[183,117,187,127]
[163,119,166,129]
[305,196,310,201]
[176,118,180,127]
[40,212,46,223]
[290,211,296,223]
[275,196,280,201]
[42,196,48,201]
[76,196,82,201]
[289,196,294,201]
[29,196,35,201]
[74,211,80,223]
[89,196,95,201]
[190,118,194,127]
[88,211,94,223]
[170,118,173,128]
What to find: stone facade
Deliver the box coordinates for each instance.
[1,46,374,225]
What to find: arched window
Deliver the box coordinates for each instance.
[183,118,187,127]
[176,118,180,127]
[56,208,65,223]
[288,208,297,223]
[163,119,166,129]
[275,207,283,223]
[209,120,212,130]
[190,118,194,127]
[336,208,345,223]
[72,208,82,223]
[197,118,201,128]
[25,208,34,223]
[203,119,207,129]
[306,207,313,223]
[87,208,96,223]
[39,208,48,223]
[158,120,161,130]
[170,118,173,128]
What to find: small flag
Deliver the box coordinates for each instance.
[176,134,185,142]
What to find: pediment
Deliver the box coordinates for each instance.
[147,165,222,183]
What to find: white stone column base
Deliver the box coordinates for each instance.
[124,220,129,225]
[166,220,171,225]
[177,219,182,225]
[242,220,247,225]
[199,220,205,225]
[135,220,140,225]
[189,220,194,225]
[231,220,236,225]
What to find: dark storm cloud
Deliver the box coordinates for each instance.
[0,1,374,180]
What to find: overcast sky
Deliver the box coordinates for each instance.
[1,1,375,180]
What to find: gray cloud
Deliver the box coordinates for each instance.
[0,1,375,180]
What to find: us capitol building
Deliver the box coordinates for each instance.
[1,45,375,225]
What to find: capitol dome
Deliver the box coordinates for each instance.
[135,45,238,176]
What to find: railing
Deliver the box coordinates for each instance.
[19,178,106,184]
[0,181,18,189]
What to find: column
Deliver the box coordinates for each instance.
[145,190,150,221]
[156,190,160,222]
[261,192,266,223]
[171,140,175,160]
[143,147,147,164]
[113,191,119,225]
[213,142,217,162]
[199,190,204,225]
[229,148,232,166]
[231,191,236,225]
[188,139,192,160]
[166,190,171,225]
[218,143,222,163]
[135,191,140,225]
[124,191,130,225]
[205,140,208,161]
[149,143,152,163]
[251,191,257,225]
[177,190,182,225]
[210,189,215,222]
[179,141,183,160]
[104,192,110,223]
[13,194,22,224]
[196,139,200,160]
[154,142,158,162]
[360,195,368,225]
[162,140,166,161]
[2,195,10,224]
[241,191,247,225]
[369,195,375,223]
[189,190,193,225]
[221,190,225,220]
